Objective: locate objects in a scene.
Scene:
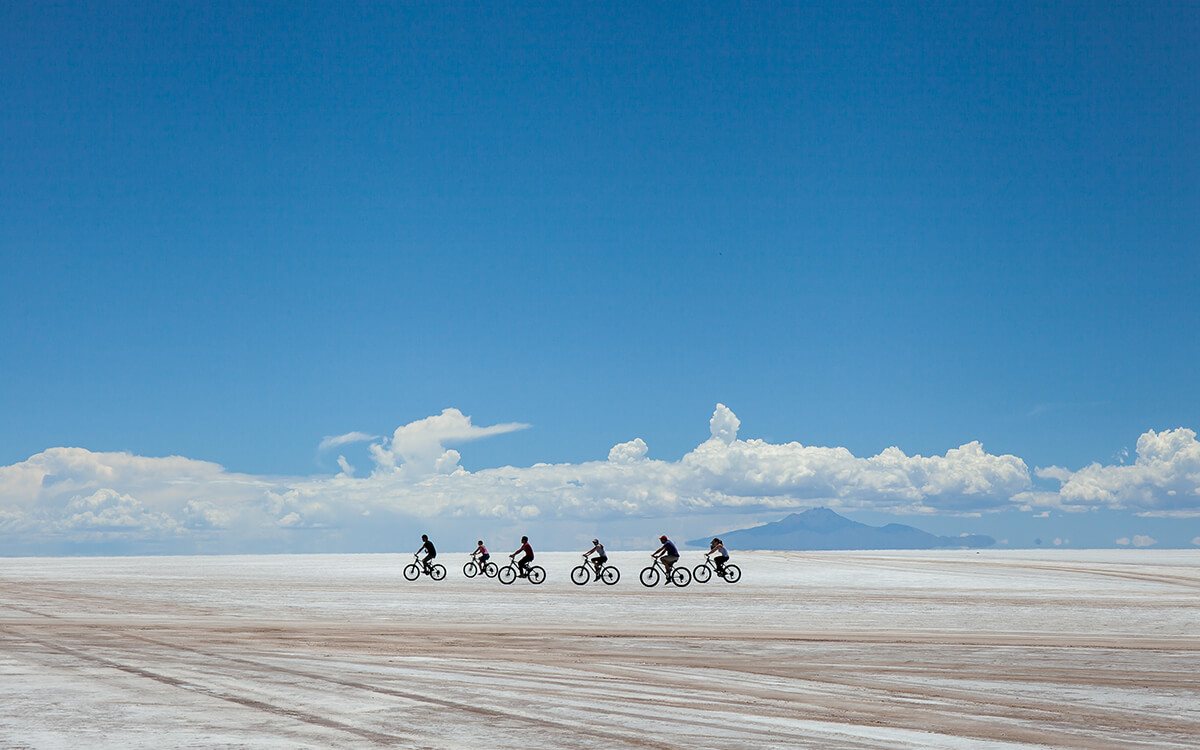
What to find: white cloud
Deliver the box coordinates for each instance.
[3,406,1197,552]
[0,406,1037,551]
[608,439,648,463]
[318,432,377,452]
[709,403,740,445]
[367,408,529,477]
[56,489,181,538]
[1034,428,1200,512]
[1193,537,1200,546]
[1116,535,1157,548]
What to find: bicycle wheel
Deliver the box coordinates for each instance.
[570,565,590,586]
[692,563,712,583]
[498,565,516,585]
[639,566,660,587]
[670,566,691,587]
[484,561,498,578]
[528,566,546,584]
[601,566,620,585]
[722,564,741,583]
[403,563,420,581]
[463,561,478,578]
[430,564,446,581]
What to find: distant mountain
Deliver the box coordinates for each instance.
[688,508,995,550]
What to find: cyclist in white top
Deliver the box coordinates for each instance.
[583,538,607,580]
[707,538,729,575]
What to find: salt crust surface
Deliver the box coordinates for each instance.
[2,550,1198,749]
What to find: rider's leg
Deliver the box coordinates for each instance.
[663,555,679,582]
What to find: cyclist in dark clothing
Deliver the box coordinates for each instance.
[511,536,534,577]
[416,534,436,574]
[652,535,680,582]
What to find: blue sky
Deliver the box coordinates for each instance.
[2,1,1198,554]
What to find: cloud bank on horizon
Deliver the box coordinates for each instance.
[2,405,1199,552]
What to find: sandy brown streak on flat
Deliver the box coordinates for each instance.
[4,614,1197,750]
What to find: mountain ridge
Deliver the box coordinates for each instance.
[687,508,995,550]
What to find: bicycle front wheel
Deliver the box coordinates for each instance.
[692,564,712,583]
[498,566,516,585]
[601,566,620,585]
[722,564,741,583]
[639,566,660,587]
[528,566,546,584]
[430,564,446,581]
[463,562,478,578]
[570,565,590,586]
[403,563,420,581]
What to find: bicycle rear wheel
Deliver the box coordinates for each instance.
[722,564,741,583]
[484,561,498,577]
[639,566,660,587]
[670,566,691,587]
[601,566,620,585]
[430,564,446,581]
[528,566,546,584]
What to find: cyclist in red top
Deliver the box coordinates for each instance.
[510,536,534,577]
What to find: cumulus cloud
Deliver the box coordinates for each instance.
[367,408,529,477]
[608,439,648,463]
[2,406,1197,552]
[1034,428,1200,512]
[709,403,740,445]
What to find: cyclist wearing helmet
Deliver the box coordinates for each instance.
[707,538,729,575]
[582,538,607,580]
[652,535,680,582]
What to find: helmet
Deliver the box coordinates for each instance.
[592,539,599,545]
[659,535,668,542]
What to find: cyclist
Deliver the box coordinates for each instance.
[582,538,607,580]
[511,536,534,577]
[652,535,680,582]
[415,534,436,574]
[707,537,729,576]
[472,539,490,570]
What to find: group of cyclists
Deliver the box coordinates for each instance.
[412,533,731,582]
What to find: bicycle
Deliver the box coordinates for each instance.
[463,556,498,579]
[639,557,690,587]
[570,557,620,586]
[692,557,741,583]
[498,559,546,585]
[403,554,447,581]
